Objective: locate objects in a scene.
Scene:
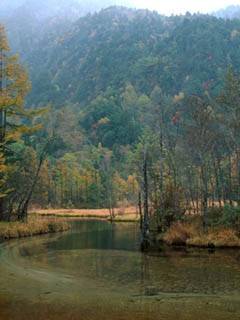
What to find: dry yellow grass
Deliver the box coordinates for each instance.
[188,228,240,248]
[163,221,240,248]
[32,207,138,221]
[34,208,110,218]
[163,222,197,246]
[0,217,69,240]
[110,213,140,222]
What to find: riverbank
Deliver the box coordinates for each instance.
[0,218,70,241]
[33,208,140,222]
[1,219,240,320]
[158,221,240,248]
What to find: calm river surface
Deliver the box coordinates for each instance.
[0,220,240,319]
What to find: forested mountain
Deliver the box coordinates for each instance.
[4,7,240,107]
[214,5,240,19]
[0,1,134,59]
[0,0,133,18]
[2,4,240,108]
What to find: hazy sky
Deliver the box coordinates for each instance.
[132,0,240,15]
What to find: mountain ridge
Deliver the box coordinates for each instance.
[24,7,240,107]
[1,5,240,108]
[214,5,240,19]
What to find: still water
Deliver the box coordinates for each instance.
[0,220,240,319]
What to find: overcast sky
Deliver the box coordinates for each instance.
[132,0,240,15]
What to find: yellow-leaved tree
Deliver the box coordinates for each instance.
[0,24,34,221]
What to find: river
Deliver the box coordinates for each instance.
[0,220,240,319]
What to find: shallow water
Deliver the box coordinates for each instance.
[0,220,240,319]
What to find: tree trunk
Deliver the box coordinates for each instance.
[141,153,150,251]
[17,140,51,221]
[0,49,8,221]
[236,149,240,206]
[228,156,233,206]
[213,158,222,208]
[138,192,143,230]
[200,165,208,231]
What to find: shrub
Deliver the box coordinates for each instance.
[219,205,240,230]
[207,207,224,226]
[163,222,197,246]
[206,205,240,231]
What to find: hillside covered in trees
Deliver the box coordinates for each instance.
[0,6,240,236]
[7,7,240,106]
[214,5,240,19]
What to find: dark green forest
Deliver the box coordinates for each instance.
[22,8,240,105]
[0,6,240,232]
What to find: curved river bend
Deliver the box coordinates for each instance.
[0,220,240,320]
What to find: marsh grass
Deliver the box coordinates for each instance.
[109,213,140,222]
[188,228,240,248]
[163,222,197,246]
[163,221,240,248]
[33,207,139,223]
[0,217,69,240]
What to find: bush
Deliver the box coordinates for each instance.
[208,205,240,230]
[207,207,224,226]
[163,222,197,246]
[219,205,240,230]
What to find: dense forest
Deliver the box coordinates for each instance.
[10,7,240,106]
[0,5,240,233]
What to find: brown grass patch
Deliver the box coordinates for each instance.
[31,207,137,218]
[163,222,197,246]
[163,221,240,248]
[188,228,240,248]
[110,213,140,222]
[0,217,70,240]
